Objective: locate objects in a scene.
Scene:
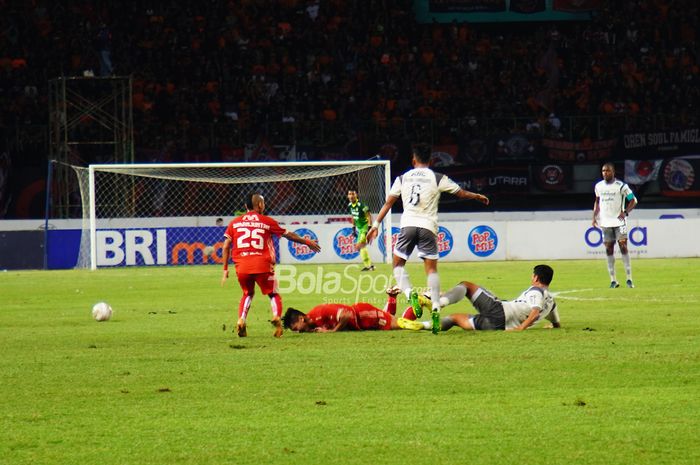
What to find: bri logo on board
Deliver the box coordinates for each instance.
[468,225,498,257]
[288,228,319,261]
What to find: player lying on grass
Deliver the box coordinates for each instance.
[282,288,423,332]
[398,264,560,332]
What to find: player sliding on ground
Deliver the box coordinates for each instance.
[398,264,560,332]
[221,192,321,338]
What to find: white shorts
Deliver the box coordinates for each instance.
[602,225,627,242]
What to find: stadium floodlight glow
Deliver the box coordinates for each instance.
[70,161,392,269]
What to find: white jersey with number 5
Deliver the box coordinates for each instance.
[389,167,461,234]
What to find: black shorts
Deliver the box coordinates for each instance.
[470,288,506,331]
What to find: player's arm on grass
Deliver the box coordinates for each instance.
[366,195,399,244]
[329,309,354,332]
[221,236,232,286]
[311,309,354,332]
[544,303,561,329]
[284,230,321,252]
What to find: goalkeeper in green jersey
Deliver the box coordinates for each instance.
[347,190,375,271]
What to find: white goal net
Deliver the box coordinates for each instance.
[69,161,391,269]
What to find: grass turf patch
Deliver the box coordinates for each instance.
[1,259,699,465]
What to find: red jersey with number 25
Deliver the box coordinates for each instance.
[224,212,287,274]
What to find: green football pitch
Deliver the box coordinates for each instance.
[2,259,699,465]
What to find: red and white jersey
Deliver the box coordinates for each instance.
[389,167,461,234]
[224,212,286,274]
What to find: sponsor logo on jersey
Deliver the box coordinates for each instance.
[437,226,453,258]
[288,228,318,261]
[468,225,498,257]
[333,227,360,260]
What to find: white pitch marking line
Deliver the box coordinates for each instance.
[552,288,698,303]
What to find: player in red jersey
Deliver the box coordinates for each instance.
[281,288,419,332]
[221,192,321,338]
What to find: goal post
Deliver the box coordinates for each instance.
[70,161,392,269]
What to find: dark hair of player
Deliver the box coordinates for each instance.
[282,307,306,329]
[533,264,554,285]
[246,192,262,210]
[412,143,431,164]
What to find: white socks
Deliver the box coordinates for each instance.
[606,255,616,281]
[393,266,412,299]
[621,253,632,280]
[427,272,440,310]
[439,283,467,308]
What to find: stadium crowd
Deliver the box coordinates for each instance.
[0,0,698,155]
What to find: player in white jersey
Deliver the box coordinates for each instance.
[366,144,489,334]
[397,264,560,332]
[593,162,638,288]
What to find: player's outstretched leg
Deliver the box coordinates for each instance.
[397,318,425,331]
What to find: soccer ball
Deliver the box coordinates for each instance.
[92,302,113,321]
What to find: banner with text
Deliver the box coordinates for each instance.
[438,165,530,197]
[618,128,700,159]
[541,138,616,162]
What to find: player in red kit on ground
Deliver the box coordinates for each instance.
[281,288,420,332]
[221,192,321,338]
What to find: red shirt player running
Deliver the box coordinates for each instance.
[221,192,321,338]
